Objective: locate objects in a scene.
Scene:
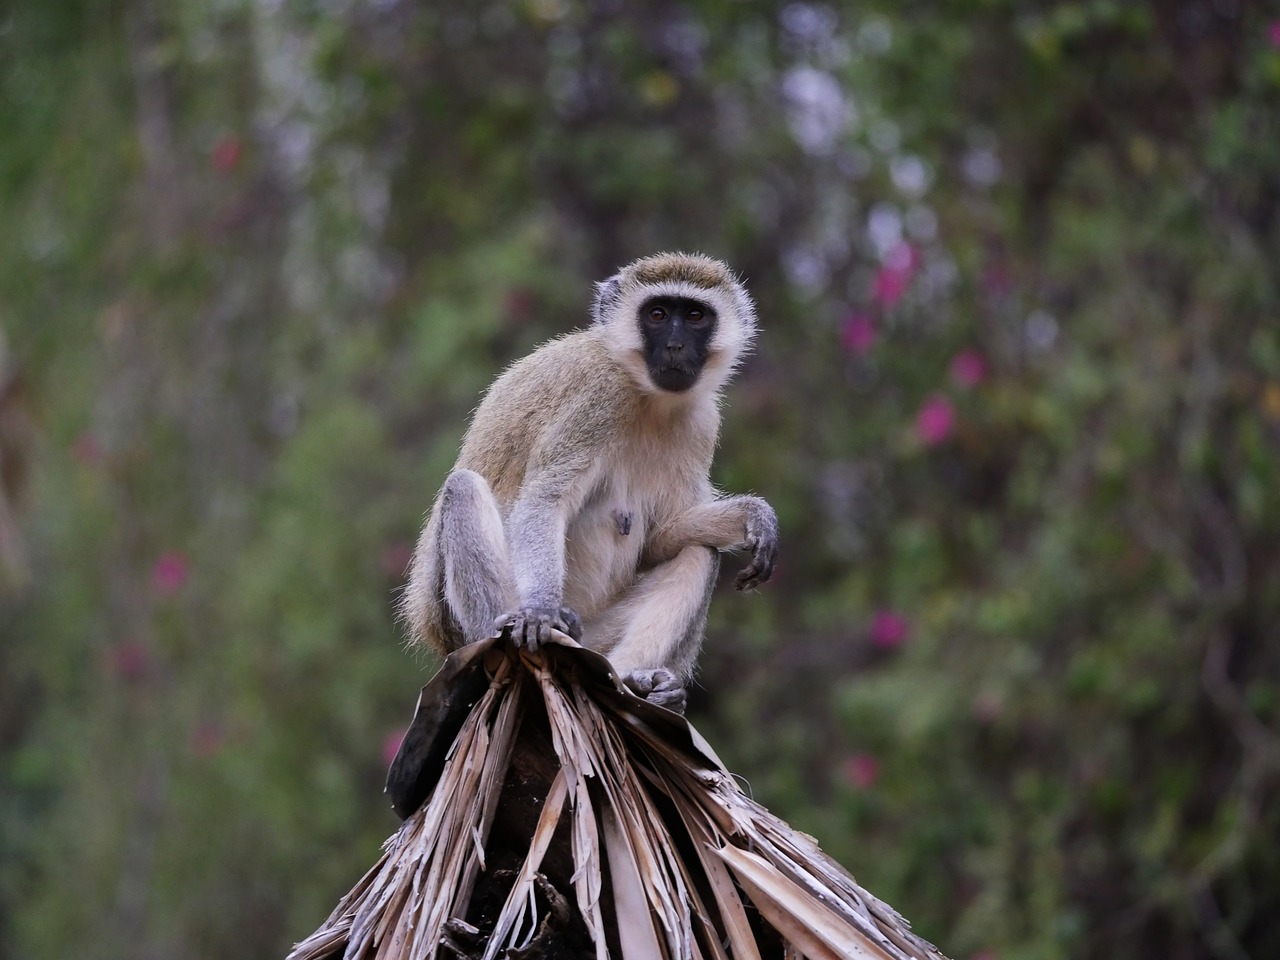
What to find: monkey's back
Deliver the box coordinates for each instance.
[456,331,638,508]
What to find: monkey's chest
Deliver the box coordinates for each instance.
[562,484,654,614]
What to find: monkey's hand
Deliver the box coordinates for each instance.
[624,668,687,715]
[735,497,779,591]
[499,606,584,651]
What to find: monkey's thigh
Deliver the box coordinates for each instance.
[439,469,518,640]
[583,545,719,678]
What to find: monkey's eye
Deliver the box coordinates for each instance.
[686,308,706,325]
[647,307,668,325]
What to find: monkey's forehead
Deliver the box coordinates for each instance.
[623,252,734,290]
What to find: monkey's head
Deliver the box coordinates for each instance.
[592,252,757,397]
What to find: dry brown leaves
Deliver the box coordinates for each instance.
[287,635,949,960]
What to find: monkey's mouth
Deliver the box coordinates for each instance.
[652,364,701,392]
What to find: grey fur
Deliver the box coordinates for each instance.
[400,252,778,698]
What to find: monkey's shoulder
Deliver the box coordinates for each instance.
[456,331,637,491]
[491,331,628,399]
[475,333,635,429]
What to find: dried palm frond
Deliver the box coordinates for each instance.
[287,634,950,960]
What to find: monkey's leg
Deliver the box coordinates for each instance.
[585,546,719,712]
[438,469,519,644]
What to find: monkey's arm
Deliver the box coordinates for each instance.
[644,494,778,590]
[503,452,602,648]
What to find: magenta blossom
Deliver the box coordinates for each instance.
[840,313,876,355]
[109,640,151,681]
[210,135,242,173]
[915,393,956,446]
[870,610,909,649]
[950,348,988,388]
[871,242,918,308]
[872,266,909,307]
[885,241,919,273]
[872,268,908,307]
[383,726,407,768]
[1270,21,1280,48]
[381,540,414,579]
[973,692,1004,725]
[151,551,190,595]
[843,752,880,790]
[980,263,1012,300]
[504,286,537,322]
[192,721,225,758]
[72,432,104,467]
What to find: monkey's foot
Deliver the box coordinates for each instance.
[624,668,687,715]
[497,606,584,651]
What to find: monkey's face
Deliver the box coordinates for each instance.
[638,295,718,393]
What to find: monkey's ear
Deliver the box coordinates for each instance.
[592,274,623,325]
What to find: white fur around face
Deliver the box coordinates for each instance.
[596,277,757,398]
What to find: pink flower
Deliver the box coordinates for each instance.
[972,692,1004,725]
[192,721,225,758]
[383,727,407,767]
[980,263,1012,300]
[72,432,104,466]
[151,551,189,595]
[872,266,908,308]
[210,135,242,173]
[915,393,955,447]
[885,241,919,273]
[871,242,918,308]
[869,610,909,649]
[950,349,988,388]
[843,753,880,790]
[503,286,537,322]
[381,540,414,579]
[108,640,151,681]
[840,313,876,355]
[1269,21,1280,48]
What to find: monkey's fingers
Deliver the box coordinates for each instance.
[735,541,777,590]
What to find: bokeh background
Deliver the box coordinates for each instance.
[2,1,1279,957]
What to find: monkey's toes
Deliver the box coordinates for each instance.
[514,619,542,651]
[496,611,542,651]
[624,668,688,714]
[501,606,583,650]
[557,606,584,641]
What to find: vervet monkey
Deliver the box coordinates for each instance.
[401,252,777,712]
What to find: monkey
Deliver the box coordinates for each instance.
[400,252,777,712]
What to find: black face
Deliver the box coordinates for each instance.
[638,295,717,392]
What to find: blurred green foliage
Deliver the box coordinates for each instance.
[2,1,1278,958]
